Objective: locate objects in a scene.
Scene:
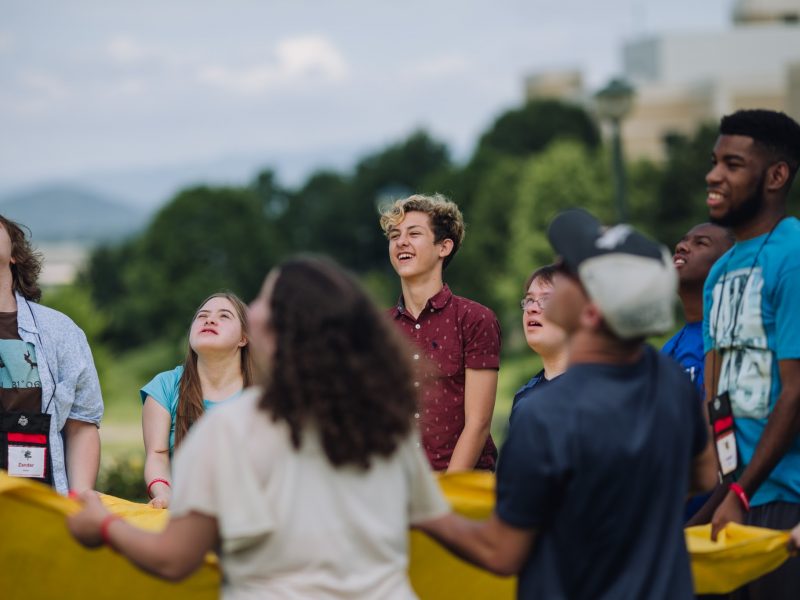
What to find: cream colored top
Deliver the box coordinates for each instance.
[170,387,450,600]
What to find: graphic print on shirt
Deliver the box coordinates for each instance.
[709,266,770,419]
[0,340,41,390]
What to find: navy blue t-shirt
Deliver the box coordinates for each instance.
[508,369,559,426]
[496,345,706,600]
[662,322,711,521]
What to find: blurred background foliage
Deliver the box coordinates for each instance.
[41,97,799,489]
[76,98,730,356]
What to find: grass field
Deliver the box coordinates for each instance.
[97,346,538,459]
[96,332,671,493]
[98,341,180,473]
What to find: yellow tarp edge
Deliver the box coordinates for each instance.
[0,471,791,598]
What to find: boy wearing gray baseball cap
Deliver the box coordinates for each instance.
[417,209,717,600]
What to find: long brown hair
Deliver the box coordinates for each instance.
[260,256,418,469]
[0,215,43,302]
[174,292,254,447]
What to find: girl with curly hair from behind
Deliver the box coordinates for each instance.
[69,256,451,599]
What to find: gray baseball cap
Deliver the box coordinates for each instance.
[548,209,677,339]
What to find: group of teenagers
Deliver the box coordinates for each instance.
[2,107,800,599]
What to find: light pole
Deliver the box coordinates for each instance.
[594,78,635,223]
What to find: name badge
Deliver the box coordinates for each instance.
[7,445,47,478]
[716,431,737,475]
[709,391,738,477]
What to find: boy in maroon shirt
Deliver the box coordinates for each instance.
[380,194,501,471]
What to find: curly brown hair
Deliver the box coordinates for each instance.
[259,256,419,469]
[0,215,43,302]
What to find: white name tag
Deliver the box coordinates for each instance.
[716,431,738,476]
[7,445,46,478]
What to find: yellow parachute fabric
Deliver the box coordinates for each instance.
[409,472,515,598]
[0,473,219,600]
[686,522,791,594]
[0,471,792,599]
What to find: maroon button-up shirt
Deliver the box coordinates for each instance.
[389,285,500,471]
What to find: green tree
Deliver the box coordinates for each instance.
[477,99,600,159]
[446,156,525,308]
[41,284,110,385]
[649,124,718,246]
[87,185,279,348]
[500,140,614,343]
[278,170,352,256]
[339,129,451,272]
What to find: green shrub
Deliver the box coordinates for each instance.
[97,451,147,502]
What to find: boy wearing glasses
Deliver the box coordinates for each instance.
[380,194,500,472]
[509,264,568,424]
[417,209,716,599]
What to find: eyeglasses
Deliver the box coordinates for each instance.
[520,296,550,311]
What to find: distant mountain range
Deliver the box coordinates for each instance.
[0,142,369,245]
[0,142,367,213]
[0,185,149,243]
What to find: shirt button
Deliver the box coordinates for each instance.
[430,308,434,313]
[414,381,420,387]
[415,323,421,330]
[414,412,420,419]
[416,442,421,448]
[413,354,419,360]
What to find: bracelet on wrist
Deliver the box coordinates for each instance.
[729,482,750,512]
[147,478,171,499]
[100,514,123,548]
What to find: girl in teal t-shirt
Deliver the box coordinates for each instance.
[140,292,254,508]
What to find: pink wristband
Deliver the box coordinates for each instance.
[729,482,750,512]
[100,514,122,548]
[147,478,171,499]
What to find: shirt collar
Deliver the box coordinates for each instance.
[393,284,453,317]
[15,291,37,334]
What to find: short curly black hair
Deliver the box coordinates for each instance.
[720,109,800,189]
[259,255,419,469]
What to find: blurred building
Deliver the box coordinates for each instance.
[524,70,585,104]
[38,243,89,287]
[525,0,800,161]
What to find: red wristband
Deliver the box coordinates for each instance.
[147,478,171,499]
[729,482,750,512]
[100,514,122,548]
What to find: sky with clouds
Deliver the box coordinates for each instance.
[1,1,735,201]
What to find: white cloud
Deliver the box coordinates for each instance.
[275,35,348,80]
[4,71,71,115]
[108,34,150,63]
[197,35,349,94]
[21,71,69,99]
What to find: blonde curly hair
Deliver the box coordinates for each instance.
[378,193,465,269]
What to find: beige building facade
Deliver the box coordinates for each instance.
[526,0,800,161]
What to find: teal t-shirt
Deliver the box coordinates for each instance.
[703,217,800,507]
[140,365,242,453]
[0,311,42,412]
